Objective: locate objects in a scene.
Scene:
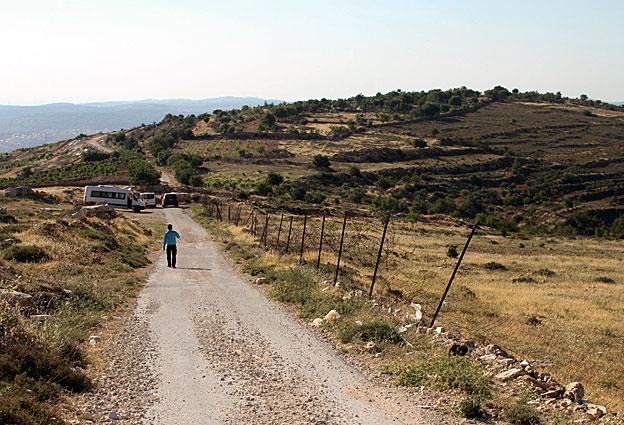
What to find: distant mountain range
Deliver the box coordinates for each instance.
[0,97,281,152]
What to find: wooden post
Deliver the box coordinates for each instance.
[333,211,348,285]
[429,221,479,329]
[276,213,284,249]
[369,213,391,298]
[299,214,307,264]
[316,214,326,269]
[227,205,231,222]
[285,216,293,253]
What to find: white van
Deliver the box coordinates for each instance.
[83,185,146,212]
[140,192,157,208]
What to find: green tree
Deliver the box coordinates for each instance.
[312,154,331,170]
[128,160,161,185]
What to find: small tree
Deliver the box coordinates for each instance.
[266,172,284,186]
[312,154,330,170]
[260,112,276,131]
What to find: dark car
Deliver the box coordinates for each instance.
[161,193,179,208]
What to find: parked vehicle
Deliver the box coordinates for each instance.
[161,192,179,208]
[83,185,146,212]
[140,192,157,208]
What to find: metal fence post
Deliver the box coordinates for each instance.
[243,207,254,227]
[429,221,479,328]
[333,211,348,285]
[299,214,307,264]
[235,205,242,226]
[214,200,222,221]
[263,214,270,249]
[316,214,326,269]
[276,213,284,249]
[369,213,390,298]
[285,216,293,253]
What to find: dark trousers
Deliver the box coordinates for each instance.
[166,245,177,267]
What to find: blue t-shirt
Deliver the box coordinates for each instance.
[163,230,181,246]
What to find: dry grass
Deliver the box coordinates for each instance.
[214,203,624,411]
[0,196,160,423]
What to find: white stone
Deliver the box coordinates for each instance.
[479,354,497,363]
[495,368,524,381]
[311,318,323,327]
[324,310,340,322]
[585,404,606,420]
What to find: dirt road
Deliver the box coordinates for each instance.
[75,208,454,424]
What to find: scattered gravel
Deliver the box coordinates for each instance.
[66,208,456,424]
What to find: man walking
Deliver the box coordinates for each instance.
[163,224,181,268]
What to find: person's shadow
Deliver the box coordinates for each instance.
[174,267,211,271]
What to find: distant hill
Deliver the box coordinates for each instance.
[0,97,281,152]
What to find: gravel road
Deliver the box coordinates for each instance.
[73,208,455,424]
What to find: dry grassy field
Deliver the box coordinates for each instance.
[210,202,624,411]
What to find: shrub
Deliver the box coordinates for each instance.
[411,138,427,148]
[128,160,161,186]
[312,154,331,170]
[595,276,616,284]
[81,150,110,162]
[339,320,403,344]
[396,355,489,397]
[484,261,507,271]
[188,175,204,187]
[460,395,482,419]
[505,395,542,425]
[447,245,459,258]
[4,245,50,263]
[266,172,284,186]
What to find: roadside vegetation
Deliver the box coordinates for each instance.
[192,201,624,416]
[0,192,159,424]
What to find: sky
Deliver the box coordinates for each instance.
[1,0,623,105]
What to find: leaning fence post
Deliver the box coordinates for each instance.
[276,213,284,249]
[228,204,231,222]
[333,211,348,285]
[244,207,255,227]
[429,220,479,329]
[285,216,293,253]
[369,213,391,298]
[316,214,326,269]
[299,214,307,264]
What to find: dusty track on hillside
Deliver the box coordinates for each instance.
[75,208,454,424]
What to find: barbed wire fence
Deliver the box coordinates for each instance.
[201,197,479,327]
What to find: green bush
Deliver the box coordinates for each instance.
[4,245,50,263]
[127,160,161,186]
[396,355,489,397]
[460,395,482,419]
[312,154,331,170]
[505,395,542,425]
[338,320,402,344]
[188,175,204,187]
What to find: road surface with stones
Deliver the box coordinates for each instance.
[73,207,456,424]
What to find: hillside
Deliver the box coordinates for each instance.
[5,86,621,237]
[0,97,280,152]
[1,86,624,420]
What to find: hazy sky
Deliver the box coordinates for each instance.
[1,0,623,105]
